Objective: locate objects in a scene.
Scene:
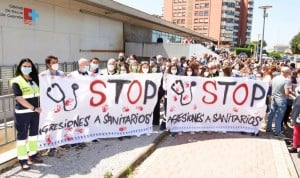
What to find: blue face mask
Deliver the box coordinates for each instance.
[21,67,32,75]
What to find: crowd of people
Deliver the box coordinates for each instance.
[11,51,300,170]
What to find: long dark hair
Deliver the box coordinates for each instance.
[15,58,39,85]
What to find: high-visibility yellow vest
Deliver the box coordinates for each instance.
[11,75,40,97]
[11,75,40,113]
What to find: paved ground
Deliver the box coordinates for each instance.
[0,126,164,178]
[133,131,299,178]
[1,125,299,178]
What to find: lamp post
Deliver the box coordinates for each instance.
[258,5,272,66]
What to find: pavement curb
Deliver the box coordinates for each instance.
[0,148,17,173]
[278,139,299,178]
[115,131,169,178]
[270,136,299,178]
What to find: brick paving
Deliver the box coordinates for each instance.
[134,131,298,178]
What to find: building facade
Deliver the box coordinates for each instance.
[163,0,254,47]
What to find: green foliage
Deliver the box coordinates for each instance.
[290,32,300,54]
[235,48,252,57]
[125,167,133,177]
[268,51,282,60]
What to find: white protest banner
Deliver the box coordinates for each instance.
[166,75,268,133]
[38,73,162,149]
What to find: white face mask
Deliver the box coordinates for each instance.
[272,72,278,76]
[204,72,209,77]
[219,72,224,77]
[152,67,158,73]
[235,65,239,70]
[171,70,177,75]
[107,64,115,72]
[187,71,193,76]
[51,63,59,71]
[183,63,188,68]
[91,63,99,70]
[142,68,149,73]
[120,70,127,74]
[83,65,89,72]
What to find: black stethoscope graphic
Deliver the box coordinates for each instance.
[46,83,79,111]
[171,80,196,106]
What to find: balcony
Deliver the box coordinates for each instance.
[223,0,236,2]
[222,14,234,19]
[221,21,227,26]
[223,6,235,11]
[220,37,232,42]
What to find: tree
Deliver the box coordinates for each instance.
[290,32,300,54]
[248,40,267,57]
[268,51,281,60]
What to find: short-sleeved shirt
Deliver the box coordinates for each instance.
[271,75,291,100]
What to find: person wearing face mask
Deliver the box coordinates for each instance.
[207,62,219,77]
[150,62,164,126]
[129,60,139,73]
[89,57,102,75]
[171,57,184,75]
[184,66,194,77]
[68,58,91,148]
[139,62,151,74]
[156,55,163,66]
[119,64,129,74]
[40,55,64,76]
[69,58,90,77]
[160,64,180,135]
[183,66,196,135]
[106,58,118,75]
[39,55,65,156]
[11,58,43,170]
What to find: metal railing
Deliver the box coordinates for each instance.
[0,94,15,146]
[0,61,78,147]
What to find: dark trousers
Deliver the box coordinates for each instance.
[14,112,39,140]
[282,104,292,126]
[152,98,161,125]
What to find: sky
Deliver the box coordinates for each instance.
[114,0,300,49]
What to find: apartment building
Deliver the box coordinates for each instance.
[163,0,254,47]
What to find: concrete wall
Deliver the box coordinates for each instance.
[0,0,124,65]
[125,42,219,59]
[124,23,152,43]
